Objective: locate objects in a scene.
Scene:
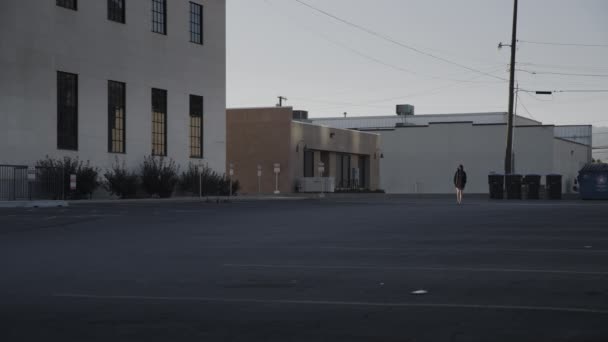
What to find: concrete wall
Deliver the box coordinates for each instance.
[512,126,555,176]
[0,0,226,173]
[378,123,590,194]
[554,138,592,193]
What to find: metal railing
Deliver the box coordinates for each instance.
[0,165,64,201]
[336,179,363,191]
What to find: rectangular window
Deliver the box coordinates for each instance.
[57,71,78,150]
[108,0,126,23]
[358,156,367,188]
[57,0,77,10]
[189,2,203,44]
[189,95,204,158]
[108,81,126,154]
[151,88,167,156]
[304,150,314,177]
[336,154,351,188]
[152,0,167,34]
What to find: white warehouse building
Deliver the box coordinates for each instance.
[0,0,226,172]
[311,108,592,194]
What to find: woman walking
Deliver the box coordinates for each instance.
[454,164,467,204]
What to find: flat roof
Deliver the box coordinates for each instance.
[310,112,508,121]
[227,106,293,111]
[292,120,380,136]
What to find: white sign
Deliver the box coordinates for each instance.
[274,163,281,174]
[318,162,325,174]
[229,163,234,176]
[70,174,77,190]
[27,166,36,182]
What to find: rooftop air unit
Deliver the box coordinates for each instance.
[396,104,415,116]
[293,110,309,121]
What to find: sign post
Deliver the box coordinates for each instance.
[318,162,325,198]
[27,166,36,200]
[198,162,205,199]
[70,174,77,191]
[229,163,234,197]
[257,164,262,194]
[69,174,77,199]
[273,163,281,195]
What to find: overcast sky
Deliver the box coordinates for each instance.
[226,0,608,126]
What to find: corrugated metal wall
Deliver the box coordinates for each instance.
[554,125,592,146]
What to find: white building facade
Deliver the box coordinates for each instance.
[0,0,226,172]
[311,112,592,194]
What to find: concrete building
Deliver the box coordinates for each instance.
[310,108,592,194]
[0,0,226,172]
[226,107,380,194]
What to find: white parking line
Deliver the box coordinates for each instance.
[204,245,608,254]
[223,263,608,276]
[315,246,608,254]
[54,293,608,315]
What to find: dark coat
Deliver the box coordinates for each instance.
[454,169,467,190]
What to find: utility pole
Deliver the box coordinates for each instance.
[277,96,287,107]
[504,0,518,174]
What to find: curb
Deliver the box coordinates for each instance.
[66,196,309,205]
[0,201,69,208]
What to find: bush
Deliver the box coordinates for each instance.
[140,156,179,198]
[179,163,240,196]
[36,156,100,199]
[103,159,139,199]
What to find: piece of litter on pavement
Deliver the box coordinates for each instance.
[584,246,593,249]
[379,282,385,286]
[411,289,428,295]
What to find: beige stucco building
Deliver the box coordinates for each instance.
[227,107,381,194]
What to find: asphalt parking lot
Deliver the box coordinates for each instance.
[1,197,607,341]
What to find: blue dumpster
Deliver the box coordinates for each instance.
[578,163,608,200]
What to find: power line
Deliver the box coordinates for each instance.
[519,89,608,94]
[360,73,503,105]
[517,61,608,72]
[554,89,608,93]
[516,93,536,120]
[262,0,504,85]
[517,69,608,78]
[292,0,508,82]
[518,40,608,48]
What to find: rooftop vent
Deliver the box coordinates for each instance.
[396,104,415,116]
[293,110,309,121]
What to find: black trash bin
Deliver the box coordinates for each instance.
[546,174,562,200]
[524,174,541,200]
[488,174,504,199]
[505,174,523,199]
